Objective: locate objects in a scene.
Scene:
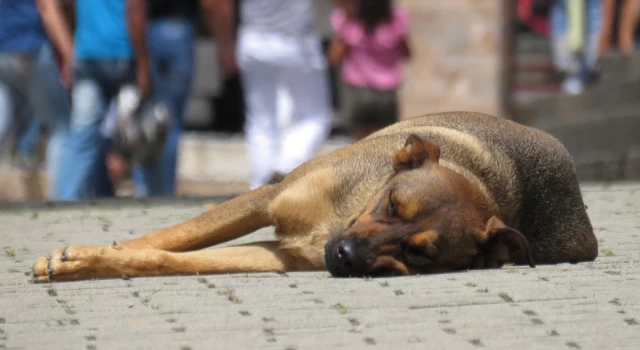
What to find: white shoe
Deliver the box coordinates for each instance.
[562,77,584,95]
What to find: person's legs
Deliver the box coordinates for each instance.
[617,0,638,53]
[0,54,30,151]
[238,31,280,190]
[57,59,135,200]
[14,110,40,169]
[598,0,616,56]
[242,68,279,189]
[0,82,14,149]
[99,99,126,196]
[351,87,398,141]
[0,54,40,169]
[275,65,331,175]
[551,0,584,94]
[583,0,604,75]
[273,33,331,175]
[27,43,70,196]
[56,64,107,200]
[133,18,195,197]
[94,137,115,197]
[551,0,570,73]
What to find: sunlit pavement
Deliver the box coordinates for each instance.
[0,183,638,349]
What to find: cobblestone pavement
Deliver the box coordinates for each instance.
[0,183,638,350]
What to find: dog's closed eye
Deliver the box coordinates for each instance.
[387,190,399,218]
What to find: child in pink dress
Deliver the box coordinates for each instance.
[329,0,411,140]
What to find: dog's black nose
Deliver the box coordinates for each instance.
[336,239,356,266]
[332,239,367,277]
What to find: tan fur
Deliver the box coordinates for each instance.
[408,231,439,247]
[270,169,337,267]
[32,112,597,282]
[417,126,519,223]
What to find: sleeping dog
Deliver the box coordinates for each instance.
[33,112,598,282]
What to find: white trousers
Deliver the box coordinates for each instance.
[238,28,332,189]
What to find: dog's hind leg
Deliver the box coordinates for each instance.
[33,241,317,282]
[119,184,280,252]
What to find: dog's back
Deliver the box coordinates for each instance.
[285,112,597,264]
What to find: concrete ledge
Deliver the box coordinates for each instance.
[0,194,238,211]
[519,55,640,181]
[0,134,353,201]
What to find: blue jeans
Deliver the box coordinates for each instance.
[56,59,134,200]
[550,0,602,80]
[132,18,195,197]
[0,44,70,197]
[0,83,39,155]
[15,112,40,155]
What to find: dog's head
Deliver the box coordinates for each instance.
[325,134,534,277]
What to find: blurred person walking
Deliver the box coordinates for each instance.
[0,84,41,170]
[131,0,238,197]
[549,0,603,94]
[229,0,332,189]
[599,0,640,55]
[0,0,70,198]
[329,0,411,141]
[38,0,151,199]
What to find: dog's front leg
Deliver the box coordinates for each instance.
[32,241,317,282]
[120,184,280,252]
[32,185,281,280]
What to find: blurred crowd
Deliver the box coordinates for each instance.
[517,0,640,95]
[3,0,636,201]
[0,0,411,200]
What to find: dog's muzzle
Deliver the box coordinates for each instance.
[324,236,372,277]
[325,235,407,278]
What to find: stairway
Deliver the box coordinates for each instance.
[512,32,561,109]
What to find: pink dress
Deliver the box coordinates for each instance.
[331,7,410,91]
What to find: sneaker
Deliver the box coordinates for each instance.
[562,77,584,95]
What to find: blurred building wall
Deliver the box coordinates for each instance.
[397,0,503,119]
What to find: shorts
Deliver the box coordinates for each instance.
[340,83,398,131]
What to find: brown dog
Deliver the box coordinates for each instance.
[32,112,598,282]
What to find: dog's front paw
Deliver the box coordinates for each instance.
[32,247,65,283]
[32,246,111,283]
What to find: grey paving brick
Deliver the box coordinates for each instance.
[0,183,638,349]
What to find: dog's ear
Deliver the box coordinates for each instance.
[393,134,441,171]
[475,216,535,269]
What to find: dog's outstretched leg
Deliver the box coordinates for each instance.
[120,184,280,252]
[33,241,315,282]
[33,185,280,282]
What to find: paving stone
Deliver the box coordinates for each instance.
[0,183,638,349]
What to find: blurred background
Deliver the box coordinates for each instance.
[0,0,638,202]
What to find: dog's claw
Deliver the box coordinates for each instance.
[47,256,55,280]
[60,247,68,261]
